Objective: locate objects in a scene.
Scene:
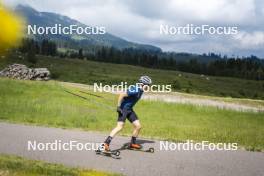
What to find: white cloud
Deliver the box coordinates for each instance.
[169,0,255,23]
[125,0,256,24]
[234,31,264,49]
[2,0,264,57]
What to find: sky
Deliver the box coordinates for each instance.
[3,0,264,58]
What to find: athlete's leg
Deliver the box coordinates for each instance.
[127,110,141,146]
[105,122,124,143]
[102,122,124,151]
[104,108,127,147]
[129,120,142,149]
[132,120,142,138]
[110,122,125,137]
[104,122,124,147]
[128,110,141,138]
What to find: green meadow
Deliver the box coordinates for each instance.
[0,154,120,176]
[0,78,263,151]
[1,53,264,99]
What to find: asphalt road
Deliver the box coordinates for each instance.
[0,122,263,176]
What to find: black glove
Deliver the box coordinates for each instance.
[117,106,122,114]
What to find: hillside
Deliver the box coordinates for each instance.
[1,53,264,100]
[15,4,161,52]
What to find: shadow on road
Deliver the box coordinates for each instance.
[112,139,155,152]
[135,139,155,144]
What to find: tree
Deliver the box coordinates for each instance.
[78,48,83,59]
[27,44,37,64]
[41,39,57,56]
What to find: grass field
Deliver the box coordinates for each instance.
[0,78,263,151]
[0,154,119,176]
[0,53,264,99]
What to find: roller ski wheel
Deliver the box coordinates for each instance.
[95,148,120,156]
[95,143,121,158]
[123,143,154,153]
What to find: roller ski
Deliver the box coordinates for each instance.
[122,143,154,153]
[95,143,120,158]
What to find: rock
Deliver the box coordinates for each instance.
[0,64,50,81]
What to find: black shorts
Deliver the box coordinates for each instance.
[118,109,138,123]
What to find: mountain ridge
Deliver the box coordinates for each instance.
[15,4,161,52]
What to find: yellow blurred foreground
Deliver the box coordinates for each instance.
[0,4,24,55]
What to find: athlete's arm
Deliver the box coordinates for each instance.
[117,92,128,107]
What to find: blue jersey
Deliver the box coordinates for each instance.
[120,85,143,110]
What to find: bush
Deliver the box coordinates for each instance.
[172,80,181,90]
[238,89,246,97]
[185,88,191,93]
[50,72,60,79]
[253,92,259,99]
[220,92,226,96]
[27,49,37,64]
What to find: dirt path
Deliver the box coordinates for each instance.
[142,93,264,112]
[61,82,264,112]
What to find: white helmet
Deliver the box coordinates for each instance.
[138,75,152,85]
